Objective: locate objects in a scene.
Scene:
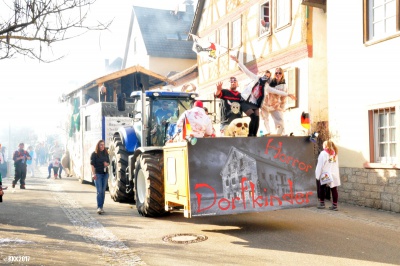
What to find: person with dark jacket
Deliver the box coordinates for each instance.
[0,143,5,202]
[90,140,110,214]
[12,143,31,189]
[215,77,242,135]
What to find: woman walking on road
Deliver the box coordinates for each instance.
[90,140,110,214]
[315,140,341,211]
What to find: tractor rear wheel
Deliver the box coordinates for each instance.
[108,135,134,202]
[134,152,166,217]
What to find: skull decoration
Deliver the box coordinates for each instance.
[224,118,249,137]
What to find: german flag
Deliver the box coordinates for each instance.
[301,112,310,129]
[182,116,192,139]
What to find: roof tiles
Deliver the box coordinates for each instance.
[133,6,196,59]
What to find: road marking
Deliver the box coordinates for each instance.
[48,183,145,265]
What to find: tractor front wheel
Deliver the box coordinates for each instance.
[134,153,166,217]
[108,135,134,202]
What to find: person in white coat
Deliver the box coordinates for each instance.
[176,100,214,139]
[315,140,341,210]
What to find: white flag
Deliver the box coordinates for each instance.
[190,34,226,61]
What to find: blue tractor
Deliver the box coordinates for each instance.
[108,90,198,216]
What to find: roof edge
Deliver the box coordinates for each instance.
[189,0,205,39]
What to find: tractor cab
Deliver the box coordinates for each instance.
[128,91,198,147]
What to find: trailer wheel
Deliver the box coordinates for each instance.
[108,136,134,202]
[134,153,166,217]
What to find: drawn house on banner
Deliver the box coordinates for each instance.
[220,147,295,202]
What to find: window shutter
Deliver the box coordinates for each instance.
[286,67,298,109]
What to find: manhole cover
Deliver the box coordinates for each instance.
[162,233,208,244]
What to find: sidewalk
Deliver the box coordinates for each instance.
[1,165,144,266]
[306,200,400,233]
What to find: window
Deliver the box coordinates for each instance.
[219,24,229,53]
[217,0,226,17]
[208,31,217,44]
[260,1,271,35]
[231,18,242,48]
[368,106,398,164]
[285,67,298,109]
[364,0,398,42]
[276,0,291,29]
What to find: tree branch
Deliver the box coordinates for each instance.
[0,0,112,62]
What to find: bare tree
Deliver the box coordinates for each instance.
[0,0,112,62]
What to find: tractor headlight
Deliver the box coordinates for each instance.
[185,135,197,145]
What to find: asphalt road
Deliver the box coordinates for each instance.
[1,167,400,266]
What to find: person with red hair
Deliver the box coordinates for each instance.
[176,100,214,139]
[315,140,341,211]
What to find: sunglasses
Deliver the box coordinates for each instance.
[236,122,248,128]
[275,72,282,75]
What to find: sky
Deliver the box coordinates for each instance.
[0,0,194,144]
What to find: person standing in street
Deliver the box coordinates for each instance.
[37,142,46,166]
[0,182,3,202]
[315,140,341,211]
[47,141,64,179]
[12,143,31,189]
[0,145,8,178]
[0,144,5,202]
[26,145,36,177]
[90,140,110,214]
[0,172,3,202]
[0,144,4,176]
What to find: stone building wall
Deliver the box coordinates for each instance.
[339,167,400,213]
